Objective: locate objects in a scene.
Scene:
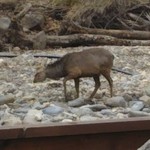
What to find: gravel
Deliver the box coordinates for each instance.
[0,46,150,126]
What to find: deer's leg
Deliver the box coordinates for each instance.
[63,76,72,100]
[63,68,81,100]
[101,69,113,97]
[74,78,80,98]
[89,75,100,99]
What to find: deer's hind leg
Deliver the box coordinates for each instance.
[101,69,113,97]
[88,75,100,99]
[74,78,80,98]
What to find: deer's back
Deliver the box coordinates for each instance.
[64,48,114,77]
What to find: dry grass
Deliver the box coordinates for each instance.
[48,0,150,28]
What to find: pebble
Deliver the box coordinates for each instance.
[72,107,94,117]
[0,16,11,32]
[42,104,64,116]
[139,95,150,106]
[0,108,22,126]
[33,31,46,50]
[13,107,30,113]
[0,94,15,105]
[128,110,150,117]
[62,119,73,123]
[100,109,115,116]
[80,104,107,111]
[68,97,85,107]
[123,93,133,102]
[21,12,44,30]
[142,108,150,113]
[145,85,150,97]
[105,96,127,108]
[23,109,43,124]
[129,101,144,111]
[79,115,100,122]
[0,47,150,125]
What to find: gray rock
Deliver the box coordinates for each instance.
[105,96,127,108]
[43,104,64,116]
[13,107,30,113]
[0,17,11,36]
[0,94,15,105]
[68,98,85,107]
[73,107,94,117]
[128,110,150,117]
[33,31,46,50]
[145,85,150,97]
[21,13,44,30]
[79,115,100,121]
[142,108,150,113]
[23,109,43,124]
[100,109,115,116]
[129,101,144,111]
[123,93,133,102]
[80,104,107,111]
[138,139,150,150]
[139,95,150,106]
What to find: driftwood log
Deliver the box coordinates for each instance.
[60,22,150,40]
[46,34,150,47]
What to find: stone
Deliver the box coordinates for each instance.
[68,97,85,107]
[138,139,150,150]
[0,106,22,126]
[0,114,22,126]
[21,13,44,30]
[0,58,7,68]
[128,110,150,117]
[23,109,43,124]
[0,94,15,105]
[80,104,107,111]
[79,115,100,121]
[73,107,94,117]
[129,101,145,111]
[100,109,115,116]
[62,119,73,123]
[13,107,30,113]
[105,96,127,108]
[139,95,150,106]
[42,104,64,116]
[142,108,150,113]
[145,85,150,97]
[13,47,21,51]
[33,31,47,50]
[0,17,11,36]
[123,93,133,102]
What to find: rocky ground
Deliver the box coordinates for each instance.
[0,46,150,126]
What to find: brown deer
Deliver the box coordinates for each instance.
[34,48,114,100]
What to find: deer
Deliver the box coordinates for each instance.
[33,48,114,101]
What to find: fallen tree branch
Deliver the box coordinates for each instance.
[15,3,32,20]
[46,34,150,47]
[60,22,150,40]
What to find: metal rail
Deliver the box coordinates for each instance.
[0,53,62,59]
[0,117,150,150]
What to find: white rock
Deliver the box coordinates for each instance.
[80,115,100,122]
[23,109,43,124]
